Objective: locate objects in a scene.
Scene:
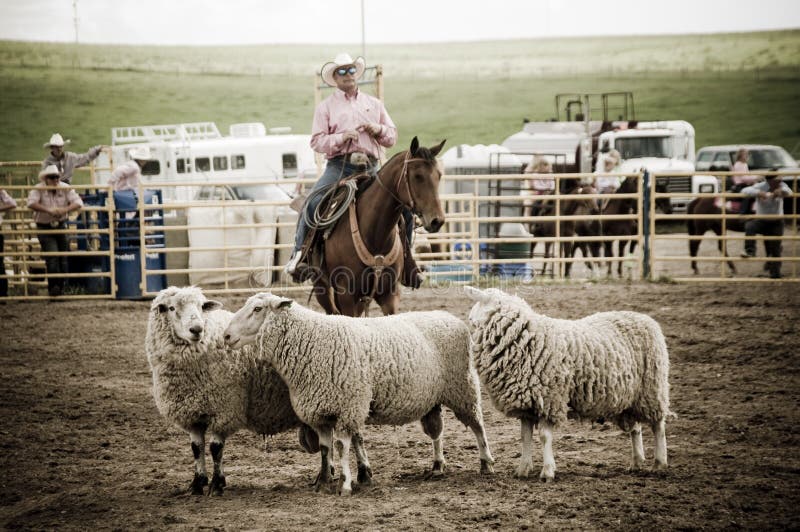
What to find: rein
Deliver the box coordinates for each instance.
[374,151,430,212]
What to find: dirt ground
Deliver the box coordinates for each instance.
[1,282,799,530]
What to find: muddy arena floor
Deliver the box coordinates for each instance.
[1,282,799,530]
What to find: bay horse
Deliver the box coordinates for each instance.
[686,197,746,275]
[313,137,446,317]
[529,185,600,278]
[599,176,640,277]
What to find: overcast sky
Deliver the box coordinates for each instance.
[1,0,799,45]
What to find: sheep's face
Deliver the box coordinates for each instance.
[152,286,223,344]
[225,292,292,349]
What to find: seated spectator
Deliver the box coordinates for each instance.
[521,156,555,217]
[731,148,759,214]
[109,146,153,191]
[740,169,792,278]
[26,165,84,297]
[594,149,623,194]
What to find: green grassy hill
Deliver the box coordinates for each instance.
[1,31,799,163]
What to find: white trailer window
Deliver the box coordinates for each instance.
[232,155,246,169]
[213,156,228,171]
[195,157,211,172]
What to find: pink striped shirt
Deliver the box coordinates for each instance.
[310,89,397,160]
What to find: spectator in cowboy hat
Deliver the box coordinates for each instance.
[285,52,422,288]
[108,146,153,191]
[27,164,84,297]
[41,133,104,184]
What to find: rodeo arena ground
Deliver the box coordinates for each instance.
[1,152,799,530]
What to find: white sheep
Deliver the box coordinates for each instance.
[464,286,670,481]
[223,292,495,496]
[145,286,312,496]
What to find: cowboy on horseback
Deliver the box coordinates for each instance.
[284,52,422,288]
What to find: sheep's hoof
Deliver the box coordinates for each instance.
[313,467,335,493]
[424,460,446,480]
[208,474,226,496]
[189,473,208,495]
[480,459,495,475]
[357,464,373,485]
[653,460,668,471]
[514,463,534,479]
[539,464,555,482]
[336,477,353,496]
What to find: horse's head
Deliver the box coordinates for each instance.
[402,137,447,233]
[566,185,600,215]
[654,181,673,214]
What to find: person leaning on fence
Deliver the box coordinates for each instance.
[520,156,555,217]
[42,133,104,185]
[731,148,759,214]
[26,164,84,297]
[739,169,792,279]
[0,188,17,298]
[284,53,422,288]
[109,146,153,191]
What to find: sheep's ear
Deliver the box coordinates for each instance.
[202,300,223,312]
[275,299,294,310]
[464,285,490,303]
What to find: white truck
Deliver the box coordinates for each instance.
[501,92,718,211]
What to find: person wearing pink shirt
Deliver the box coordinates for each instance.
[286,53,421,288]
[731,148,759,214]
[108,146,153,191]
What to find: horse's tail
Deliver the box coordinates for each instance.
[686,198,697,235]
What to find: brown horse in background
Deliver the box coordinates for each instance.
[313,137,446,317]
[599,176,640,277]
[686,197,745,275]
[530,185,600,278]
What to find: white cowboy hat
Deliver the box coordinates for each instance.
[320,53,366,87]
[128,146,153,160]
[43,133,71,148]
[38,164,61,180]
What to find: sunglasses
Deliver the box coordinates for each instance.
[335,66,358,76]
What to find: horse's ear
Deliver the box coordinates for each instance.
[429,139,447,157]
[409,136,419,156]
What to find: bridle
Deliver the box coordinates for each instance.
[374,150,435,213]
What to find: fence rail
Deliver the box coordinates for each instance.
[1,166,798,301]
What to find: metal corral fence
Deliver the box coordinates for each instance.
[1,166,798,301]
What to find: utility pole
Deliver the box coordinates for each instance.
[72,0,79,68]
[73,0,79,44]
[361,0,366,60]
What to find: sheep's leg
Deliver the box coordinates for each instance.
[188,427,208,495]
[452,405,495,474]
[539,421,556,482]
[314,427,335,493]
[420,405,446,476]
[208,434,227,496]
[467,421,495,474]
[334,433,353,496]
[515,418,535,478]
[351,432,373,485]
[652,419,668,470]
[629,423,646,470]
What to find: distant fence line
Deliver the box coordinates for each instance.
[0,166,798,301]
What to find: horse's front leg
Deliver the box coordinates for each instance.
[716,228,736,273]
